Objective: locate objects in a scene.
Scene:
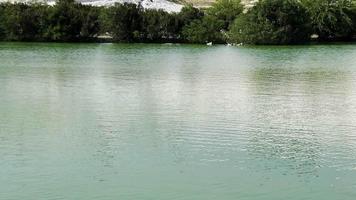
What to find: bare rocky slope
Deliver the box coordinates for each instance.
[0,0,183,12]
[184,0,256,8]
[0,0,256,12]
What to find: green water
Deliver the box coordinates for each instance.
[1,43,356,199]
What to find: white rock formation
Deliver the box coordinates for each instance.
[0,0,183,13]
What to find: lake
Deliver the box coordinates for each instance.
[1,43,356,199]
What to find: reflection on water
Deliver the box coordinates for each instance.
[1,43,356,199]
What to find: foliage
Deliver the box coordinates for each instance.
[302,0,355,40]
[228,0,312,44]
[1,3,49,41]
[0,0,356,44]
[208,0,243,29]
[182,15,225,43]
[180,0,242,43]
[0,4,7,40]
[178,5,204,27]
[108,3,143,42]
[228,13,275,44]
[142,9,179,41]
[47,0,85,41]
[80,6,101,38]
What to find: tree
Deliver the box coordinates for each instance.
[47,0,83,41]
[229,0,312,44]
[208,0,243,29]
[228,13,276,44]
[302,0,354,41]
[178,5,204,27]
[142,9,167,41]
[0,4,6,40]
[0,3,49,41]
[182,15,225,43]
[109,3,143,42]
[80,5,101,39]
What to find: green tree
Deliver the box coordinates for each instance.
[182,15,225,43]
[1,3,49,41]
[47,0,83,41]
[0,4,6,40]
[228,13,275,44]
[141,9,180,41]
[208,0,243,29]
[142,9,167,41]
[98,6,113,35]
[229,0,312,44]
[302,0,354,40]
[178,5,204,26]
[80,5,101,39]
[109,3,143,42]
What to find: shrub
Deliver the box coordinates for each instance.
[182,15,225,43]
[302,0,355,41]
[108,3,143,42]
[229,0,312,44]
[208,0,243,29]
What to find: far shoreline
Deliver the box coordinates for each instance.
[1,41,356,47]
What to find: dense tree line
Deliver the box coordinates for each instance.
[228,0,356,44]
[0,0,356,44]
[0,0,205,42]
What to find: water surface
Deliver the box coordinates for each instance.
[1,43,356,199]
